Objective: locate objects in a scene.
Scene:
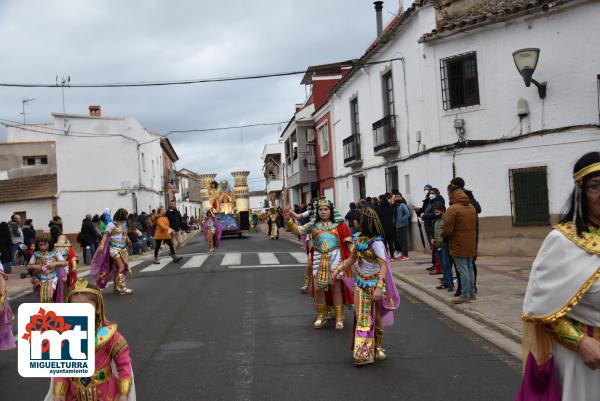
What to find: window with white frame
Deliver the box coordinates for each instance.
[318,123,329,156]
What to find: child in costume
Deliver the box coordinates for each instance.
[334,207,400,365]
[266,208,279,239]
[285,198,354,330]
[91,209,133,295]
[46,278,135,401]
[202,210,222,252]
[55,235,79,294]
[26,232,68,303]
[0,267,15,350]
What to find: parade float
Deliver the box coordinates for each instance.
[199,171,251,237]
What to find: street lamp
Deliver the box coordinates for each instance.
[512,48,547,99]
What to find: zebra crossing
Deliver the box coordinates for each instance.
[131,252,307,273]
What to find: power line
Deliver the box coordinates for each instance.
[0,58,401,88]
[0,117,288,146]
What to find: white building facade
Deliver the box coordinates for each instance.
[5,106,166,233]
[331,0,600,256]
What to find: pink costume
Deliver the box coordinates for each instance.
[0,267,15,350]
[48,323,134,401]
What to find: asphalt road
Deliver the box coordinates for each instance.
[0,232,522,401]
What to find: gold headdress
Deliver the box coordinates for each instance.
[35,231,53,244]
[358,207,385,238]
[315,198,344,223]
[66,278,107,330]
[573,162,600,183]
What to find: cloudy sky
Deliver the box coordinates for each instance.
[0,0,409,189]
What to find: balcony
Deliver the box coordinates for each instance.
[266,175,284,194]
[372,115,399,156]
[343,134,362,167]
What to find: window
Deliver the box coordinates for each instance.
[318,123,329,156]
[142,152,146,172]
[404,174,411,195]
[382,71,394,116]
[385,166,399,193]
[305,144,316,170]
[509,166,550,225]
[358,176,366,200]
[22,156,48,166]
[350,97,360,134]
[440,52,480,110]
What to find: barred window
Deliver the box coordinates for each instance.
[441,52,480,110]
[385,166,399,193]
[509,167,550,226]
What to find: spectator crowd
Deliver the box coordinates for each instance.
[341,176,481,304]
[0,201,201,275]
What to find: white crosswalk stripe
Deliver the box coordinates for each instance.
[221,253,241,266]
[258,252,279,265]
[128,259,145,269]
[139,258,170,272]
[182,255,209,269]
[289,252,308,264]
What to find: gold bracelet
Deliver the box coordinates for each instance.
[376,280,384,289]
[546,317,585,352]
[118,378,133,395]
[53,381,69,396]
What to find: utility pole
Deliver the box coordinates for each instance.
[56,75,70,134]
[20,98,35,124]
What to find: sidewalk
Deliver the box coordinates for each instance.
[5,230,200,299]
[389,251,531,341]
[266,223,531,342]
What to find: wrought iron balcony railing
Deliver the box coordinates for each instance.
[343,134,362,166]
[372,115,399,155]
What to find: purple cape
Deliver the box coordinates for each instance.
[90,243,113,289]
[0,300,15,350]
[342,247,400,327]
[202,217,222,247]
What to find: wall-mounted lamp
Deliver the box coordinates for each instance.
[454,118,466,141]
[512,48,547,99]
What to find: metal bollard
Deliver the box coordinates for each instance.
[84,246,92,265]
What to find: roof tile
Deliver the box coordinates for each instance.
[0,174,57,203]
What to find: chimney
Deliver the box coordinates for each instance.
[374,1,384,36]
[89,105,101,117]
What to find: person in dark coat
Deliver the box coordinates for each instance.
[48,216,63,244]
[414,187,445,273]
[22,219,36,247]
[0,222,12,273]
[166,200,183,247]
[375,195,396,258]
[80,214,99,256]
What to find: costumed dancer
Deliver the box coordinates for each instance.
[55,235,79,294]
[26,232,67,303]
[516,152,600,401]
[91,208,133,295]
[202,210,222,252]
[0,267,15,350]
[45,278,135,401]
[334,208,400,366]
[267,208,279,240]
[285,198,353,330]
